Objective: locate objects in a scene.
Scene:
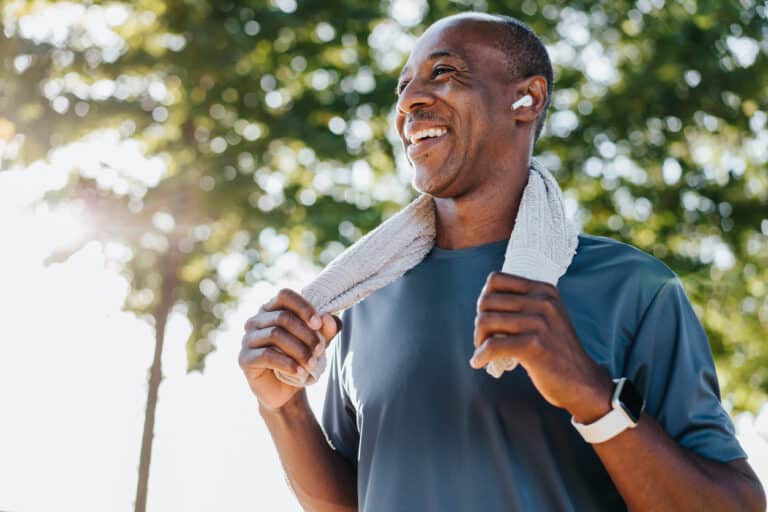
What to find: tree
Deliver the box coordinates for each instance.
[2,1,400,509]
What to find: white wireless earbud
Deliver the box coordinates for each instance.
[511,94,533,110]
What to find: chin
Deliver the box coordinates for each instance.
[411,161,460,197]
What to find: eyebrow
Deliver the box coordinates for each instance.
[398,50,464,81]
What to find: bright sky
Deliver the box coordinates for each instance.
[0,168,330,511]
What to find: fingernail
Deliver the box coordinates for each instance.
[295,367,307,379]
[307,356,318,369]
[309,315,322,329]
[469,355,480,368]
[313,343,325,357]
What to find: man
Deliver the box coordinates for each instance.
[239,12,765,511]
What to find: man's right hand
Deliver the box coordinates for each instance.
[238,288,342,412]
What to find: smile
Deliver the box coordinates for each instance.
[408,127,448,145]
[406,128,450,161]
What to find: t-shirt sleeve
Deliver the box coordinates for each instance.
[321,310,359,469]
[622,276,746,463]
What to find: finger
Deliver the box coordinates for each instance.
[308,314,343,359]
[481,271,557,297]
[477,292,542,314]
[252,288,321,330]
[247,309,318,349]
[319,314,343,344]
[469,333,538,369]
[473,311,545,348]
[239,346,308,381]
[243,326,314,370]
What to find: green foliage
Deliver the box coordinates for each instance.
[2,0,766,410]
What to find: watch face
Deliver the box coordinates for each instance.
[619,380,645,423]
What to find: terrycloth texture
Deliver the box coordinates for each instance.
[275,158,579,386]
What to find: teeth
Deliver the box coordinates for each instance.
[409,127,447,144]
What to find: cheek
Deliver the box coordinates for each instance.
[395,115,406,140]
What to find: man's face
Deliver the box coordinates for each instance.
[395,17,517,197]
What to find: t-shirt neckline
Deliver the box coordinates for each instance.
[428,238,508,259]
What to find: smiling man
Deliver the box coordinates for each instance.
[239,12,765,511]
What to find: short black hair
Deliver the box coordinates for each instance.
[490,14,553,142]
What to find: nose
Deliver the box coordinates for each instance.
[395,79,435,115]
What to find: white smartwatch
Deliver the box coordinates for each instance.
[571,378,645,444]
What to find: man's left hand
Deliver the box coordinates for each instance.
[470,271,613,423]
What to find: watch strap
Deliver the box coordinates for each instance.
[570,406,634,444]
[571,377,641,444]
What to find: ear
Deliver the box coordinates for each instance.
[510,76,548,124]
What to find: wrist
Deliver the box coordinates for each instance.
[568,374,614,424]
[259,390,309,419]
[571,377,646,444]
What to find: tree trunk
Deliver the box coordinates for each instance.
[134,247,180,512]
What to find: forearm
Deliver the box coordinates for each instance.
[592,413,764,511]
[260,391,358,512]
[593,415,765,512]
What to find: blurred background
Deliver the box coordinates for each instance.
[0,0,766,510]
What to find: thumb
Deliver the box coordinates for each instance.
[319,313,343,345]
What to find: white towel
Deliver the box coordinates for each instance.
[275,158,579,386]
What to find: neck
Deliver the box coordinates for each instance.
[433,155,530,250]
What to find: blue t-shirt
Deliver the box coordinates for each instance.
[321,234,745,511]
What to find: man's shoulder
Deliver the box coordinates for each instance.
[575,234,676,275]
[570,233,678,295]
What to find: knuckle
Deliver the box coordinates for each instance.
[267,325,283,340]
[276,288,293,303]
[276,310,291,327]
[262,347,279,364]
[541,298,556,314]
[237,349,248,369]
[245,312,264,330]
[524,334,543,354]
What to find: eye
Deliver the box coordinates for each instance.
[395,66,454,95]
[432,65,454,78]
